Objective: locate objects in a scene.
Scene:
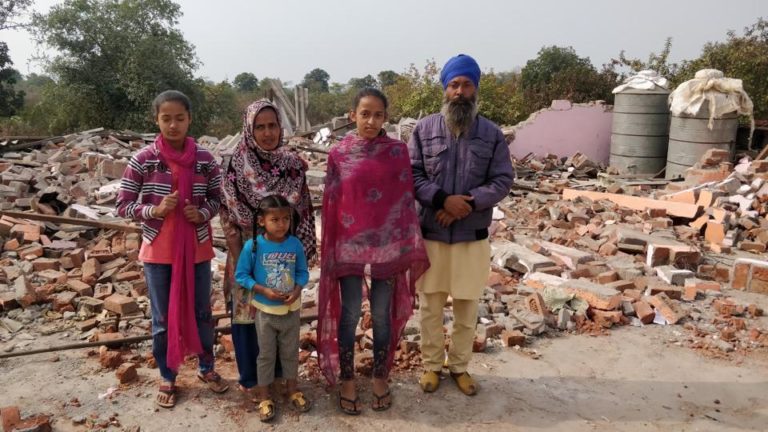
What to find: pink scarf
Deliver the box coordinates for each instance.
[157,135,202,372]
[317,133,430,385]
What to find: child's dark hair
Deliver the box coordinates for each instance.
[352,87,388,111]
[253,194,300,237]
[152,90,192,117]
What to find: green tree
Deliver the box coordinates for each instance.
[611,37,679,80]
[0,0,32,116]
[195,80,240,137]
[31,0,200,133]
[302,68,330,93]
[233,72,258,92]
[348,74,377,91]
[477,72,525,126]
[0,0,32,30]
[521,46,616,112]
[673,18,768,119]
[377,70,400,88]
[0,43,24,116]
[384,60,442,121]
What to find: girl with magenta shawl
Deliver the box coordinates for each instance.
[220,99,317,402]
[117,90,228,408]
[318,88,429,414]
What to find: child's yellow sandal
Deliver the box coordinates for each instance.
[289,391,312,412]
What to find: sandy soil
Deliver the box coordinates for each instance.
[2,316,768,432]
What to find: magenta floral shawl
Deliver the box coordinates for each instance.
[317,132,430,385]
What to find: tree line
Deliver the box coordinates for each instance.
[0,1,765,138]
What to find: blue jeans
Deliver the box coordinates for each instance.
[338,275,394,380]
[145,261,215,382]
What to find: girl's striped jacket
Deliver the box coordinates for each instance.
[117,140,222,244]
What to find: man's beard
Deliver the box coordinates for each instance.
[441,92,478,137]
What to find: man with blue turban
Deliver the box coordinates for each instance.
[408,54,514,396]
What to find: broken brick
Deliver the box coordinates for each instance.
[104,294,139,316]
[116,362,138,384]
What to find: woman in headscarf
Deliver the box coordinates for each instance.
[220,99,317,404]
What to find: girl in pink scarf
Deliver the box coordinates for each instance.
[117,90,227,408]
[318,88,429,414]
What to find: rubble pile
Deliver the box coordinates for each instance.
[1,126,768,400]
[469,148,768,357]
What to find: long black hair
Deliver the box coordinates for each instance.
[252,194,301,238]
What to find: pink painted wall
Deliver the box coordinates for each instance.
[510,100,613,164]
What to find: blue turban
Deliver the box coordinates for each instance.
[440,54,481,89]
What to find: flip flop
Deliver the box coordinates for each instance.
[338,391,361,415]
[155,384,177,409]
[371,389,392,411]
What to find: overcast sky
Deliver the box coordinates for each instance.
[2,0,765,85]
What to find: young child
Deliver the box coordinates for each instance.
[117,90,228,409]
[317,88,429,414]
[235,194,311,422]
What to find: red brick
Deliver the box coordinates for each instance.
[104,294,139,315]
[17,243,43,259]
[633,300,655,324]
[682,285,698,302]
[623,289,642,302]
[0,292,18,311]
[647,293,683,324]
[53,291,78,312]
[115,362,138,384]
[10,223,41,242]
[740,241,767,253]
[591,309,623,328]
[14,276,37,308]
[596,271,619,284]
[720,327,737,341]
[750,266,768,294]
[32,257,59,272]
[501,330,526,347]
[3,237,19,251]
[100,350,122,369]
[713,299,745,317]
[10,415,51,432]
[605,279,637,292]
[648,281,682,300]
[82,258,101,285]
[472,334,487,352]
[67,279,93,297]
[114,270,141,282]
[1,406,21,432]
[219,334,234,353]
[94,283,113,300]
[525,292,549,316]
[705,221,726,245]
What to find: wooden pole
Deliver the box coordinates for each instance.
[0,310,319,360]
[0,211,141,233]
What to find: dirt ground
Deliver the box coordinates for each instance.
[2,306,768,432]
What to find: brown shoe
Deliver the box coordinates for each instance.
[197,370,229,394]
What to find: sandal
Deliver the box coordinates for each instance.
[197,370,229,394]
[337,391,361,416]
[258,399,276,422]
[289,391,312,413]
[450,371,478,396]
[238,384,258,403]
[371,389,392,412]
[155,383,177,409]
[419,370,441,393]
